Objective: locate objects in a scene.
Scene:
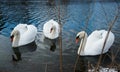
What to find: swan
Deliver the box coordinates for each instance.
[43,19,60,39]
[75,30,115,56]
[11,24,37,47]
[43,19,60,51]
[10,24,37,61]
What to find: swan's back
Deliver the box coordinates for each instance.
[13,24,28,34]
[19,24,37,46]
[83,30,115,55]
[43,19,60,39]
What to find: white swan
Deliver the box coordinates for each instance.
[43,19,60,39]
[76,30,115,56]
[10,24,37,47]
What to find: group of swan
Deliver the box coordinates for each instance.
[11,19,60,47]
[10,19,115,61]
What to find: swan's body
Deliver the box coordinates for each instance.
[11,24,37,47]
[43,19,60,39]
[76,30,115,56]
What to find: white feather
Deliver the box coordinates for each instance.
[43,19,60,39]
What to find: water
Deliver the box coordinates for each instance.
[0,0,120,72]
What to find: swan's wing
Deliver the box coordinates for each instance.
[84,31,101,55]
[19,25,37,46]
[101,31,115,52]
[84,30,115,55]
[54,20,60,36]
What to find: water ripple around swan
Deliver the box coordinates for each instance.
[0,0,120,72]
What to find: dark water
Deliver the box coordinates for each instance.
[0,0,120,72]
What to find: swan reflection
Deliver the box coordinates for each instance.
[44,37,58,52]
[12,41,37,61]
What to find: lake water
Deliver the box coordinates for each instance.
[0,0,120,72]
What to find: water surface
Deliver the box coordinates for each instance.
[0,0,120,72]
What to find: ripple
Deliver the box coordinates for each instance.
[0,1,120,72]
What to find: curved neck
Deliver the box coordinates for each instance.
[51,26,56,34]
[12,31,20,47]
[78,33,87,55]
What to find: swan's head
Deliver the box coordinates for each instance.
[50,25,56,33]
[48,19,57,33]
[76,31,86,43]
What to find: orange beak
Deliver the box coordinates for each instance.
[76,36,79,43]
[76,39,79,43]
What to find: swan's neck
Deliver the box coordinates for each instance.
[12,31,20,47]
[51,26,56,34]
[78,33,87,55]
